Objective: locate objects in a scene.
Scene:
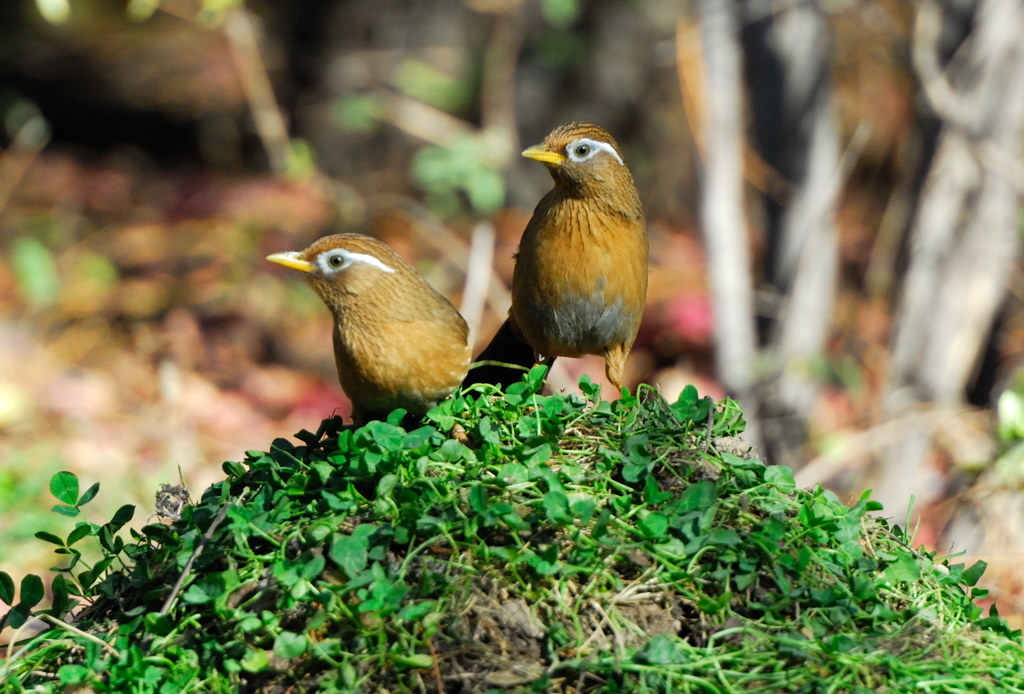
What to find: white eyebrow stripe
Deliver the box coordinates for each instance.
[316,249,396,275]
[347,251,395,273]
[568,138,624,166]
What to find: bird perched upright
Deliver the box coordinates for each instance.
[466,122,648,390]
[267,233,471,425]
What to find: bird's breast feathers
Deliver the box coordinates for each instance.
[517,205,646,302]
[512,197,647,357]
[333,316,470,414]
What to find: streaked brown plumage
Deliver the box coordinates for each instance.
[466,122,648,390]
[267,233,471,424]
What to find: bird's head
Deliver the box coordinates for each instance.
[266,233,405,310]
[521,122,636,202]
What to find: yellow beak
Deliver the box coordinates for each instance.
[266,251,315,273]
[521,144,565,165]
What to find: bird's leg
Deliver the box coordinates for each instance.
[350,405,368,427]
[603,345,627,392]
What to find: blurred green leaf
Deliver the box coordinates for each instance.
[997,381,1024,443]
[411,134,507,216]
[578,374,601,399]
[35,530,64,546]
[329,525,376,579]
[536,30,587,67]
[182,572,229,605]
[883,553,921,585]
[285,138,317,180]
[73,253,119,297]
[0,571,14,604]
[639,511,669,539]
[50,472,79,507]
[298,553,326,581]
[996,441,1024,485]
[66,523,93,546]
[12,237,59,308]
[5,603,30,629]
[961,560,988,587]
[542,489,570,524]
[671,385,709,425]
[77,482,101,508]
[195,0,243,27]
[569,495,597,523]
[465,168,504,213]
[765,465,796,495]
[333,94,384,133]
[50,573,72,615]
[394,653,433,670]
[240,647,270,673]
[393,61,471,112]
[20,573,44,606]
[110,504,136,528]
[634,634,686,666]
[273,631,309,660]
[539,0,581,28]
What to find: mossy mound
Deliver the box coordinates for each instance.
[2,369,1022,692]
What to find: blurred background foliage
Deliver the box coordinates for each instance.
[1,0,1024,631]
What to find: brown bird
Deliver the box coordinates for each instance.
[267,233,471,424]
[466,122,648,390]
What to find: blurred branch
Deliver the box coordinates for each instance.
[478,6,526,157]
[795,403,973,490]
[460,221,496,345]
[39,614,118,657]
[911,0,974,132]
[864,161,918,298]
[222,6,293,175]
[381,91,474,148]
[913,0,1024,191]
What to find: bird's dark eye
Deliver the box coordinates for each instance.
[573,144,591,157]
[328,253,344,267]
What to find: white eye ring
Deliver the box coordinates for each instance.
[316,249,395,275]
[565,138,623,166]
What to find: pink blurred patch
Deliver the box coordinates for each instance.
[663,293,714,344]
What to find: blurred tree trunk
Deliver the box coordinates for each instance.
[697,0,761,446]
[696,0,841,465]
[697,0,1023,507]
[740,0,841,468]
[876,0,1024,514]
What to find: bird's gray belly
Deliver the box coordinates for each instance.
[523,293,633,356]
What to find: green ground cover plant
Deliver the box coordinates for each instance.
[1,367,1022,692]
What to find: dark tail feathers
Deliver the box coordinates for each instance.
[462,317,554,389]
